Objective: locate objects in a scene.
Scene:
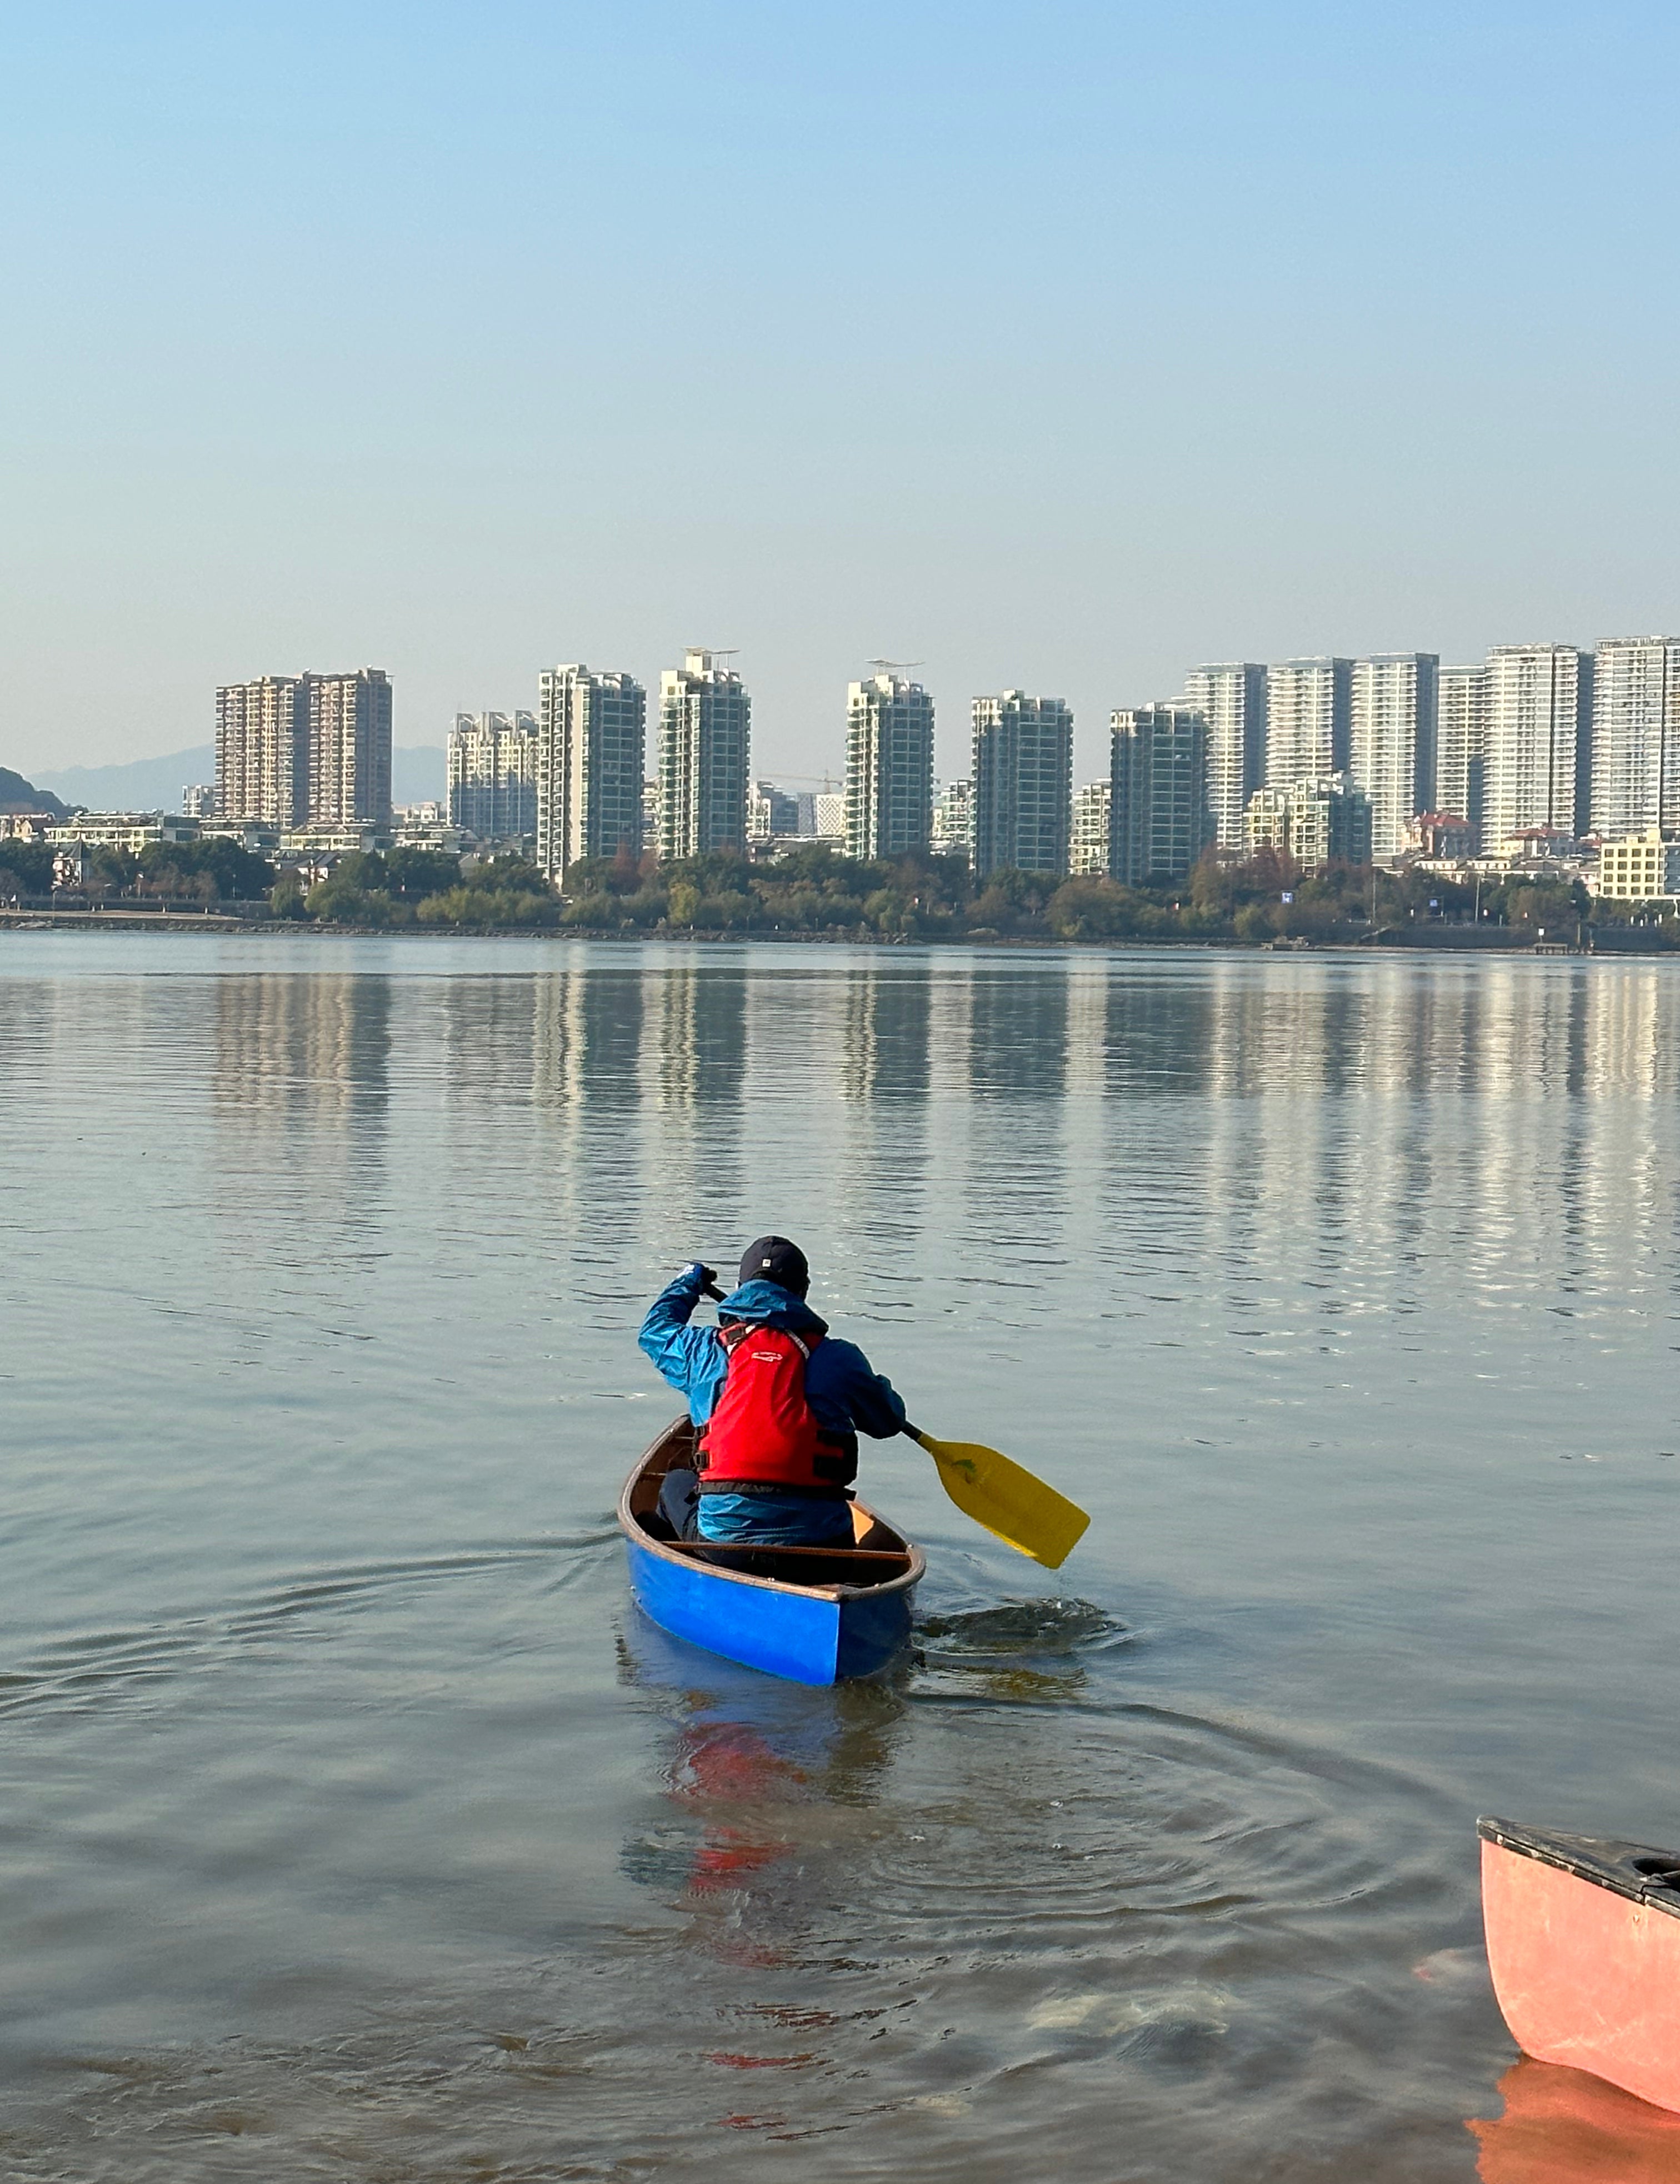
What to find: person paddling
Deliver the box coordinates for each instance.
[638,1236,912,1547]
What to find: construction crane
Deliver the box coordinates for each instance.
[866,657,922,677]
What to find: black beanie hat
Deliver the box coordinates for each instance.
[739,1235,810,1298]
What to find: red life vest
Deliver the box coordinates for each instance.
[696,1322,854,1493]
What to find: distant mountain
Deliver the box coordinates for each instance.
[34,746,213,813]
[32,743,447,812]
[0,766,69,817]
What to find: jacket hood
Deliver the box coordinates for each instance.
[716,1278,828,1336]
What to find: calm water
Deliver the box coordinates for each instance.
[6,933,1680,2183]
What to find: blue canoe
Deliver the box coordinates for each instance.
[618,1418,924,1685]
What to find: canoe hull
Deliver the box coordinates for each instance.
[618,1420,922,1687]
[1480,1816,1680,2113]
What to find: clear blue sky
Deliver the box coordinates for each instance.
[3,0,1676,785]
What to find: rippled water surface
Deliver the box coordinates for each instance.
[6,933,1680,2182]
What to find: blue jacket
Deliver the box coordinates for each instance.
[638,1266,908,1444]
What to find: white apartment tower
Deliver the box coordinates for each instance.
[448,712,539,842]
[1588,637,1680,839]
[1266,658,1352,788]
[216,669,391,827]
[1181,663,1267,848]
[1350,653,1438,862]
[1436,663,1487,848]
[538,666,647,877]
[845,673,934,861]
[1069,782,1112,875]
[971,692,1073,878]
[658,651,749,860]
[1483,645,1592,846]
[1110,708,1212,884]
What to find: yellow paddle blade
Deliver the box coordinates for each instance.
[916,1432,1090,1570]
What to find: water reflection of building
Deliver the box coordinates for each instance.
[212,972,391,1243]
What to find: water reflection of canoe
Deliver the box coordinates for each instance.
[1468,2056,1680,2183]
[1479,1815,1680,2113]
[618,1417,925,1686]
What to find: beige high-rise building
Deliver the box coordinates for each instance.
[216,668,391,827]
[538,666,647,876]
[1588,637,1680,839]
[1350,653,1437,862]
[1436,663,1487,847]
[307,669,393,826]
[846,673,934,861]
[216,675,309,826]
[658,651,749,860]
[1483,644,1591,844]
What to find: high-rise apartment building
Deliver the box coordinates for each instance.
[1266,658,1352,788]
[448,712,539,842]
[658,652,749,861]
[538,666,647,876]
[1069,782,1111,875]
[216,668,391,827]
[1483,645,1592,846]
[930,780,973,863]
[1436,663,1487,848]
[307,670,393,827]
[1350,653,1437,862]
[1109,708,1212,884]
[747,780,800,841]
[1180,664,1266,848]
[971,691,1073,878]
[845,673,934,861]
[1244,776,1372,871]
[1588,637,1680,839]
[216,675,309,826]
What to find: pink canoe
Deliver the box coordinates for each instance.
[1480,1816,1680,2113]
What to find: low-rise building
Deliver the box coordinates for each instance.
[1593,829,1680,901]
[182,783,216,819]
[46,812,203,853]
[1404,811,1474,859]
[1244,776,1372,871]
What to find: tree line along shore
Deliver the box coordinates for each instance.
[5,831,1671,946]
